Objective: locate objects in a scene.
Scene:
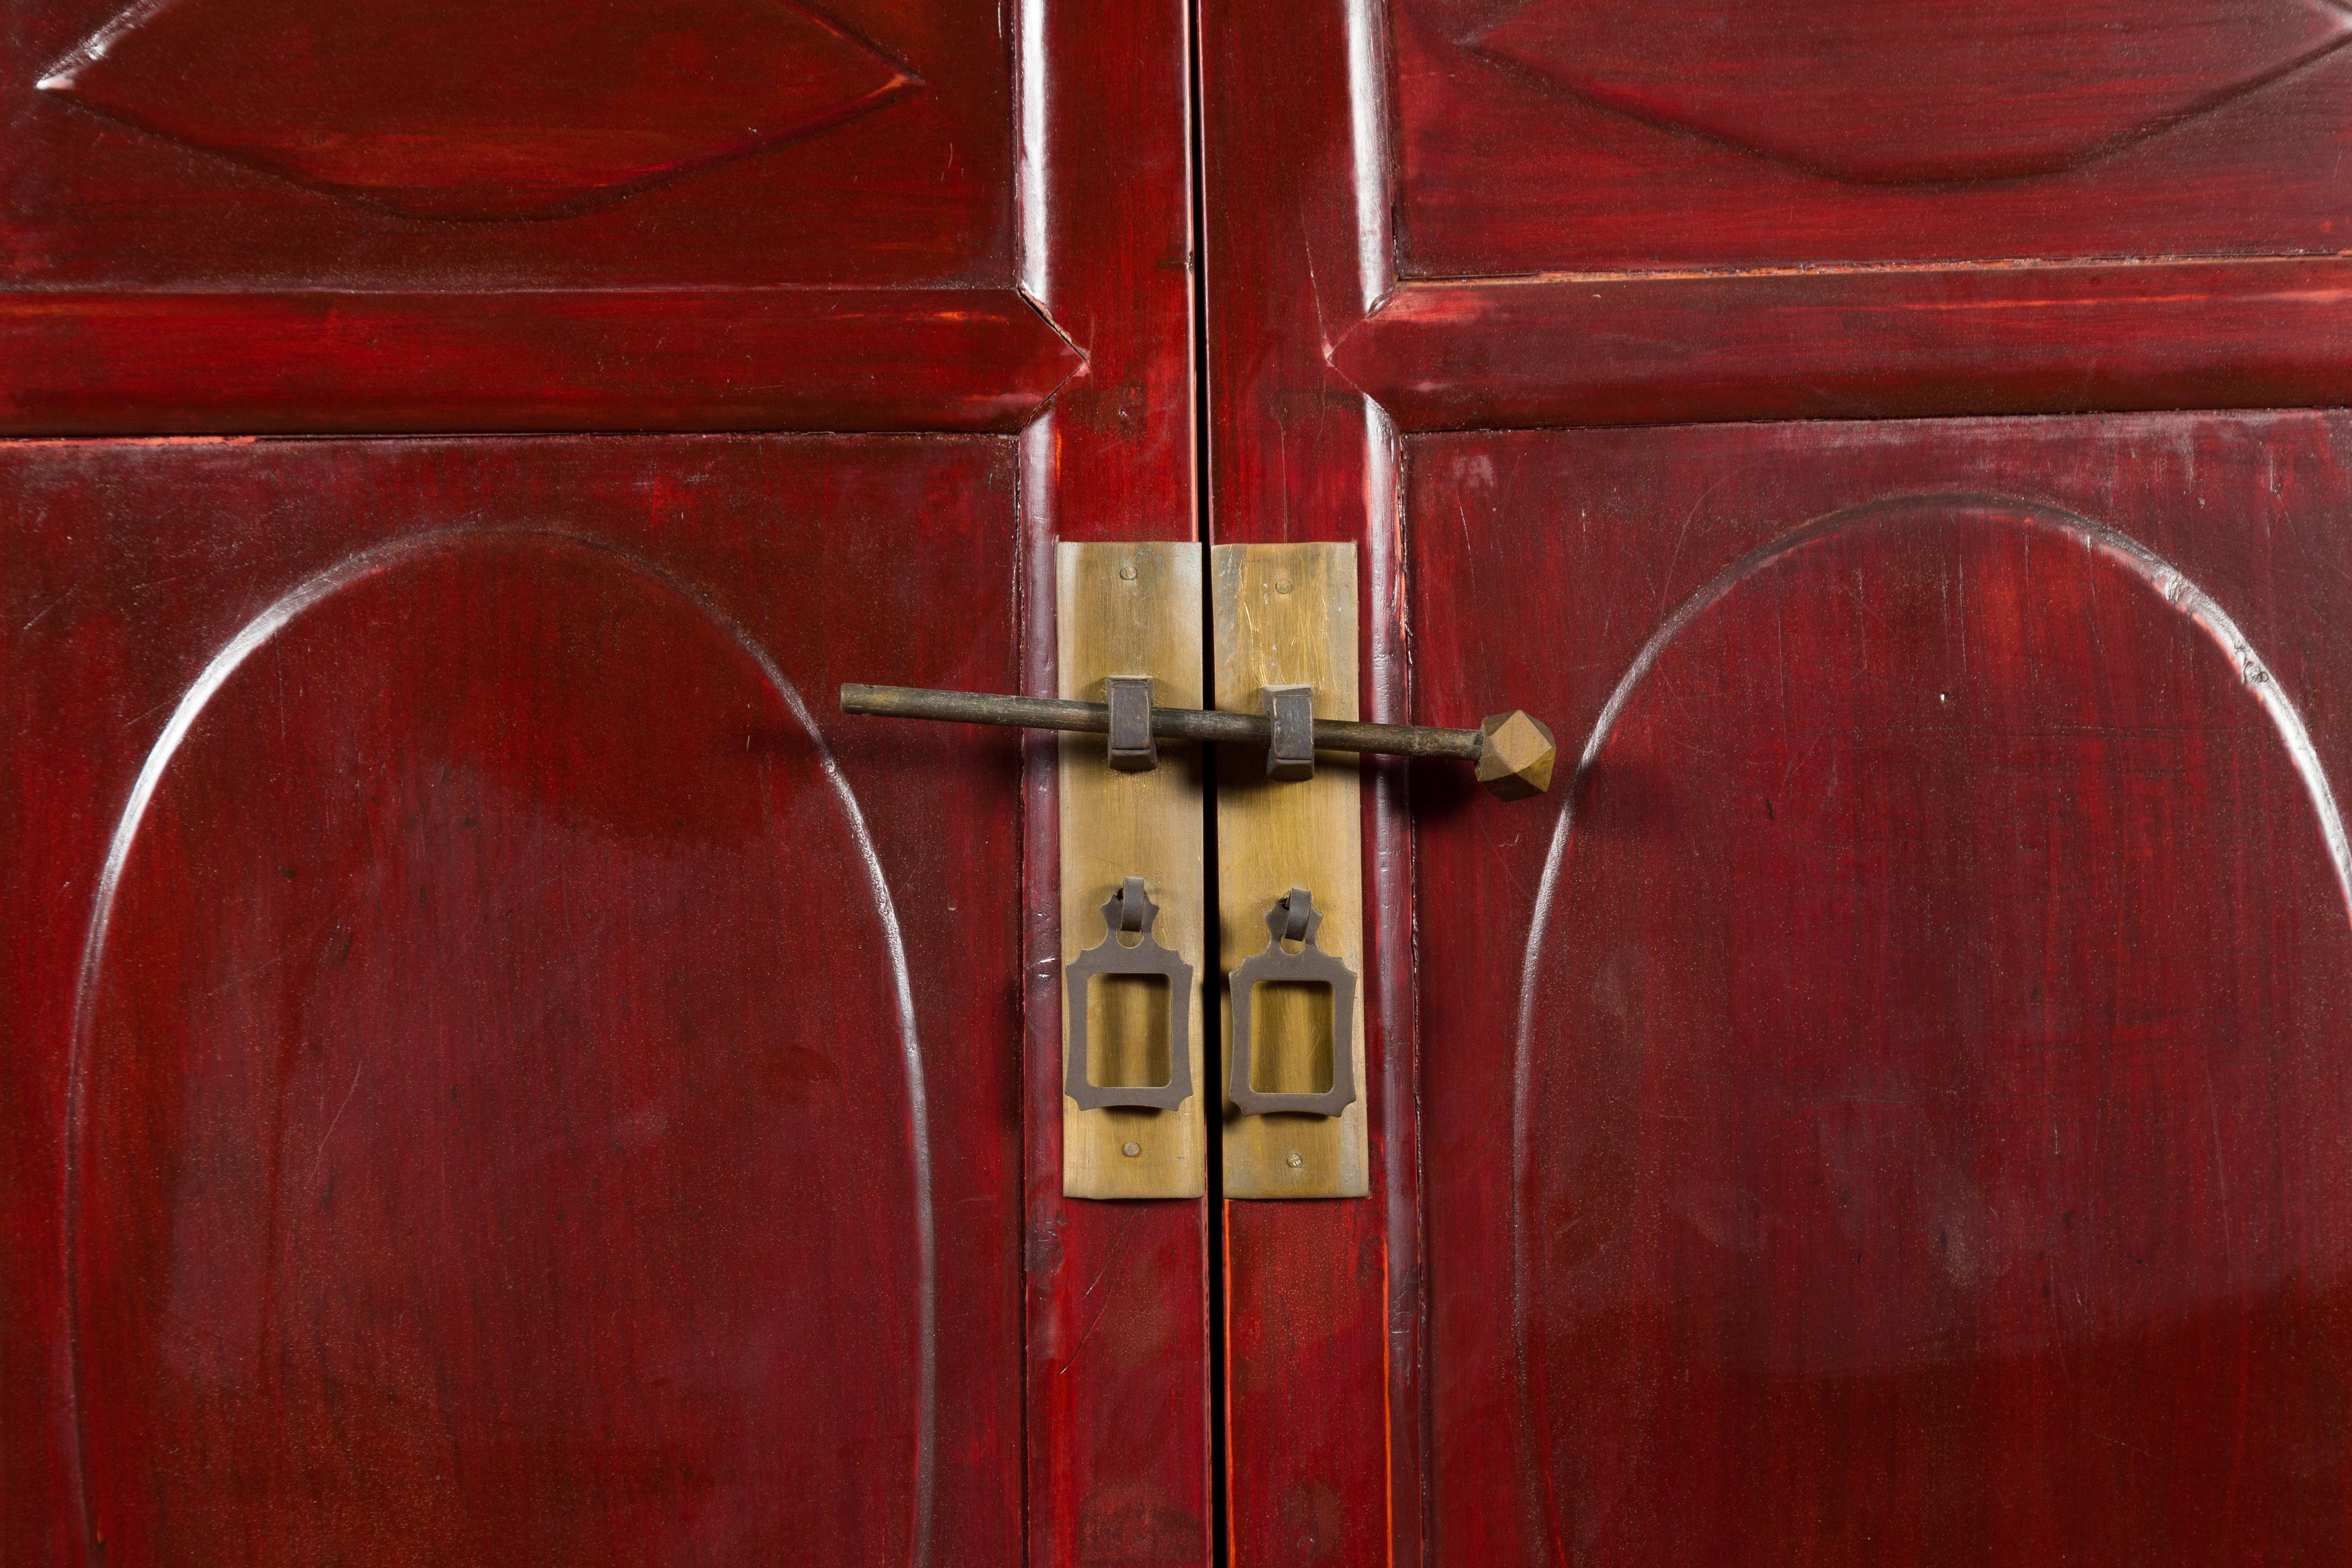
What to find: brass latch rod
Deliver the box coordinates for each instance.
[839,681,1557,799]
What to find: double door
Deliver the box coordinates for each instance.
[7,0,2352,1562]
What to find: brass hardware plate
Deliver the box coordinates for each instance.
[1059,543,1206,1198]
[1213,543,1369,1198]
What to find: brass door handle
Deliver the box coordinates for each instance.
[1064,878,1194,1114]
[1227,888,1357,1118]
[839,680,1557,799]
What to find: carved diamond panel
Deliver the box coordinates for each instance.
[38,0,921,219]
[1473,0,2352,183]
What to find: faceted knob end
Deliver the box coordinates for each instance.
[1474,710,1557,800]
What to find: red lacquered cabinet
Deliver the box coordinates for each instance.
[9,0,2352,1564]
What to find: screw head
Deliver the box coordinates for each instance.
[1285,1150,1304,1170]
[1118,563,1138,582]
[1122,1140,1142,1158]
[1273,576,1294,594]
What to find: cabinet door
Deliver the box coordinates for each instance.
[1202,0,2352,1563]
[0,1,1203,1563]
[4,438,1028,1565]
[1412,413,2352,1564]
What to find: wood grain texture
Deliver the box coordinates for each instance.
[1331,259,2352,432]
[1393,0,2352,275]
[38,0,921,219]
[1017,0,1198,545]
[7,0,1009,288]
[1058,544,1207,1199]
[1472,0,2351,184]
[1214,545,1369,1199]
[0,433,1026,1567]
[1018,0,1211,1562]
[3,0,1022,431]
[2,0,1211,1559]
[1408,409,2352,1566]
[1199,0,1421,1555]
[1213,3,2352,1562]
[0,288,1083,435]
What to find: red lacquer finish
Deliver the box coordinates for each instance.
[41,0,921,220]
[1409,411,2352,1565]
[1,435,1029,1565]
[1020,1,1212,1563]
[1332,259,2352,433]
[1199,0,1424,1562]
[6,0,1008,288]
[4,0,1212,1556]
[0,290,1083,436]
[1471,0,2350,184]
[1209,0,2352,1560]
[21,0,2352,1559]
[1391,0,2352,273]
[2,0,1021,429]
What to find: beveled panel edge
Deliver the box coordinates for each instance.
[0,288,1086,436]
[1331,256,2352,432]
[64,525,948,1549]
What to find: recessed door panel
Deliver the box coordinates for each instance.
[6,0,1008,289]
[1,435,1026,1566]
[1409,410,2352,1565]
[1391,0,2352,274]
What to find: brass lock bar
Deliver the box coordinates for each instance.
[838,681,1557,798]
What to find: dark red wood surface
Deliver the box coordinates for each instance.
[17,0,2352,1559]
[1019,2,1213,1564]
[0,290,1083,436]
[1,0,1023,431]
[1209,1,2352,1564]
[1467,0,2350,186]
[1199,0,1424,1562]
[3,0,1214,1559]
[1391,0,2352,274]
[39,0,924,221]
[1332,259,2352,433]
[6,0,1007,286]
[1409,410,2352,1565]
[0,435,1028,1565]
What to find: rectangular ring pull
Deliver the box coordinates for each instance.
[1226,888,1357,1117]
[1066,878,1194,1111]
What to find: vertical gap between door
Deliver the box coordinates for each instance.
[1186,0,1229,1558]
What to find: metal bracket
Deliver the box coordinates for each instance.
[1105,675,1158,772]
[1263,684,1316,781]
[1064,878,1195,1112]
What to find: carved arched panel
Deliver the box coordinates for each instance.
[1409,412,2352,1565]
[0,435,1027,1567]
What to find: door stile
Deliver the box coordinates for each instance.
[1018,0,1214,1561]
[1197,0,1427,1561]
